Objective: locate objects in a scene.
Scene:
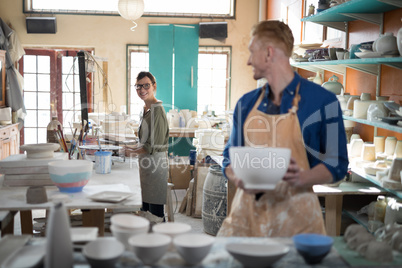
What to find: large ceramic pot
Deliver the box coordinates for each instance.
[322,75,344,95]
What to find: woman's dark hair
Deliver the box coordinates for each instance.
[136,71,156,84]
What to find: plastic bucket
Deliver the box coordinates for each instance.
[202,165,227,236]
[94,150,112,174]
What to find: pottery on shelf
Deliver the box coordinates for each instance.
[374,32,399,55]
[313,72,323,85]
[322,75,344,95]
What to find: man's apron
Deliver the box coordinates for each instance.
[217,85,326,237]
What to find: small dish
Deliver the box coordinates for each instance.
[354,51,382,58]
[2,244,46,268]
[381,117,402,125]
[70,227,99,243]
[383,101,401,115]
[88,191,133,203]
[226,242,289,267]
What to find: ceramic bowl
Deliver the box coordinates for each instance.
[173,233,215,265]
[48,160,93,193]
[110,224,149,249]
[128,233,171,265]
[226,242,289,267]
[83,237,124,268]
[152,222,192,239]
[20,143,60,159]
[110,213,150,231]
[229,147,291,190]
[293,233,334,265]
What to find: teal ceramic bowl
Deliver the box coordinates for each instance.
[48,160,93,193]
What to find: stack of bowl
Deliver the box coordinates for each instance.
[110,213,150,249]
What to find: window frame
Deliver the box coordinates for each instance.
[23,0,236,19]
[19,48,94,144]
[126,44,231,118]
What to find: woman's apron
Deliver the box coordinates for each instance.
[138,152,168,205]
[217,84,326,237]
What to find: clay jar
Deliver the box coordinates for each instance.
[374,32,399,55]
[321,75,344,95]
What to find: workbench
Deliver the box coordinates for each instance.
[0,159,142,236]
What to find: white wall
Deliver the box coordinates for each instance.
[0,0,260,112]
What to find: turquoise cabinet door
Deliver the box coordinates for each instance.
[173,24,199,111]
[149,24,174,109]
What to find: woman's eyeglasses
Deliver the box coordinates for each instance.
[135,83,153,90]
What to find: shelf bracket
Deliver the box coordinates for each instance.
[313,21,347,32]
[378,0,402,8]
[343,64,379,75]
[339,13,383,26]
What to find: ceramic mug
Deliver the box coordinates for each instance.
[360,93,371,101]
[349,138,364,158]
[362,143,376,161]
[374,136,385,154]
[394,140,402,158]
[385,136,397,156]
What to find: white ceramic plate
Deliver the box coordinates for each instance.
[1,244,46,268]
[88,191,132,203]
[354,51,382,58]
[79,145,122,150]
[70,227,99,243]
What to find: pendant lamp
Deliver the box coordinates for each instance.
[117,0,145,31]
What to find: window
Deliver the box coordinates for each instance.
[127,45,149,119]
[24,0,235,18]
[22,53,51,144]
[127,45,230,120]
[19,49,93,144]
[302,0,344,44]
[197,47,231,116]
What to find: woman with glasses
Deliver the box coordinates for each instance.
[125,71,169,219]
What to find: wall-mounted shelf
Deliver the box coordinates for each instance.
[343,115,402,133]
[292,57,402,75]
[352,167,402,199]
[301,0,401,31]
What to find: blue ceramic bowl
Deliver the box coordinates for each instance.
[293,233,333,265]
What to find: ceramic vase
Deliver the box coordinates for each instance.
[45,202,73,268]
[313,72,322,85]
[322,75,344,95]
